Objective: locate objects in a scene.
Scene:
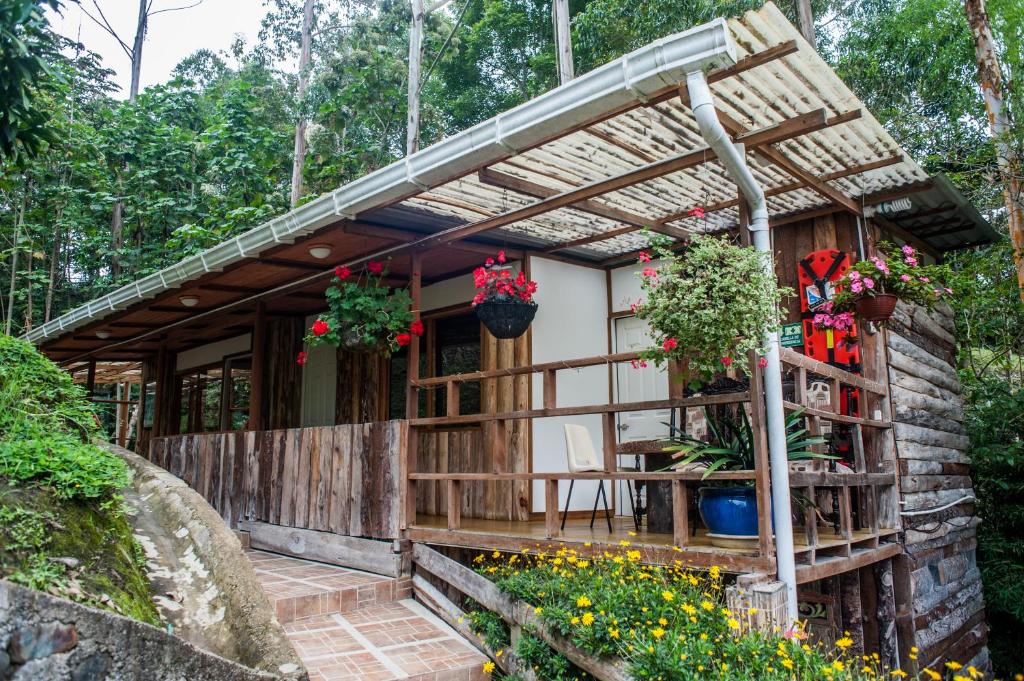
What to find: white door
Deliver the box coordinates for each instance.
[613,316,670,517]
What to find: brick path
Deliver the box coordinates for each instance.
[247,550,487,681]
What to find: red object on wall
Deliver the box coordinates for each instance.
[797,249,862,418]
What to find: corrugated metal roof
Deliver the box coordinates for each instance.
[26,2,967,347]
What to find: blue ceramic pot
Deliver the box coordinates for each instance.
[698,486,759,537]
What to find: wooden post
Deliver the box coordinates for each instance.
[406,0,424,155]
[152,345,167,437]
[447,479,461,530]
[602,411,617,473]
[542,368,557,409]
[671,479,689,547]
[406,253,423,419]
[748,350,775,560]
[552,0,574,84]
[249,301,266,431]
[85,360,96,399]
[874,558,900,671]
[491,419,508,473]
[545,479,560,538]
[446,380,460,417]
[840,570,866,658]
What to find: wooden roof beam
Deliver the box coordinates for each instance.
[477,167,690,242]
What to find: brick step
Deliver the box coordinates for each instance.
[247,549,411,625]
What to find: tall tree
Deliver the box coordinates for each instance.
[965,0,1024,298]
[290,0,315,206]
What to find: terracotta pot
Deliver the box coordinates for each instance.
[855,293,898,322]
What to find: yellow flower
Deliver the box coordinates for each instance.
[609,628,620,639]
[570,616,580,625]
[627,550,642,562]
[491,551,500,558]
[628,531,637,537]
[581,612,595,626]
[576,595,592,608]
[968,667,982,680]
[836,636,854,650]
[748,607,758,615]
[534,607,543,615]
[727,618,740,630]
[833,660,845,671]
[652,628,665,639]
[577,560,589,568]
[682,604,697,616]
[701,601,714,611]
[709,566,721,580]
[782,660,794,670]
[923,670,941,681]
[946,662,963,671]
[891,671,908,679]
[662,590,674,602]
[619,540,631,547]
[482,661,495,674]
[474,554,485,563]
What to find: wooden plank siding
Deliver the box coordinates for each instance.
[147,420,405,540]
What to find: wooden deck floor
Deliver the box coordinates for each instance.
[408,515,901,582]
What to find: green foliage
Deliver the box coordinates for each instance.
[0,0,60,159]
[0,334,129,499]
[467,607,512,650]
[515,630,594,680]
[663,407,831,478]
[305,261,415,356]
[633,235,792,380]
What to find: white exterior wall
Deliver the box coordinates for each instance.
[175,334,251,372]
[529,257,610,513]
[608,258,668,313]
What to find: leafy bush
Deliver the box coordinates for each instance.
[474,547,977,680]
[633,235,791,381]
[0,334,129,499]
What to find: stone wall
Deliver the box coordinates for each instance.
[887,301,989,670]
[0,579,278,680]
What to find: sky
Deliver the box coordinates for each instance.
[48,0,272,98]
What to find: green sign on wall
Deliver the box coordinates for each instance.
[780,322,804,348]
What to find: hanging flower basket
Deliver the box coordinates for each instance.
[476,300,538,339]
[854,293,898,323]
[471,251,539,340]
[338,325,385,354]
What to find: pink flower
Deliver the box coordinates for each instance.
[721,356,733,367]
[850,280,864,294]
[630,359,648,369]
[367,261,384,275]
[396,333,412,347]
[296,351,308,366]
[863,277,875,290]
[485,257,494,267]
[630,300,641,313]
[687,206,705,219]
[848,270,861,280]
[918,276,930,283]
[334,265,351,280]
[905,256,918,266]
[662,337,678,352]
[312,319,330,336]
[638,251,652,263]
[945,287,953,294]
[901,244,915,256]
[758,357,768,369]
[472,292,485,306]
[871,256,890,274]
[900,274,911,282]
[410,320,424,336]
[642,267,658,278]
[497,250,506,264]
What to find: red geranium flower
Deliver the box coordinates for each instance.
[396,333,412,347]
[485,257,495,267]
[638,251,652,263]
[410,320,424,336]
[641,267,658,279]
[367,261,384,275]
[334,265,351,280]
[758,357,768,369]
[662,337,678,352]
[312,319,330,336]
[720,356,733,366]
[497,250,506,264]
[296,351,308,366]
[687,206,705,219]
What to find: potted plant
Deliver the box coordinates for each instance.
[471,251,539,339]
[299,260,421,360]
[662,407,831,547]
[631,235,791,385]
[813,242,952,328]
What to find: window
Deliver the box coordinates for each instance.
[222,355,252,431]
[176,367,223,434]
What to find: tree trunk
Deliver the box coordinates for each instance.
[406,0,424,155]
[45,209,65,323]
[290,0,315,208]
[794,0,815,47]
[965,0,1024,298]
[5,184,28,336]
[129,0,148,101]
[552,0,574,84]
[110,190,124,280]
[24,235,33,332]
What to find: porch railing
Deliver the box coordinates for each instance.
[406,349,899,579]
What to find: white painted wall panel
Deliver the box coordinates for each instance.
[175,334,251,372]
[529,256,610,513]
[300,315,337,426]
[608,258,668,314]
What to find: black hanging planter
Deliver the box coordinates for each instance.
[339,325,383,354]
[475,300,538,339]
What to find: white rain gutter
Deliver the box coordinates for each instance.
[686,69,799,622]
[24,18,736,349]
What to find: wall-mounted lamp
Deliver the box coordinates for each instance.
[96,331,111,340]
[307,243,333,259]
[179,295,201,307]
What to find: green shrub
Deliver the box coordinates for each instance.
[0,334,129,500]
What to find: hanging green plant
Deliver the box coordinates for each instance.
[631,234,792,381]
[300,260,419,359]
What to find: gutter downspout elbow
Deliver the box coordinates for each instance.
[686,70,799,623]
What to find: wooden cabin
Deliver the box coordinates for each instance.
[29,3,994,673]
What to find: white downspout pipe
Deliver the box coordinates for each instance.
[686,70,799,623]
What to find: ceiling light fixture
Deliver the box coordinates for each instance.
[179,295,200,307]
[96,331,111,340]
[307,243,333,259]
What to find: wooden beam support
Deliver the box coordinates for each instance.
[249,301,266,431]
[447,479,461,530]
[602,411,618,473]
[545,479,560,539]
[672,479,689,547]
[542,368,557,409]
[406,252,423,420]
